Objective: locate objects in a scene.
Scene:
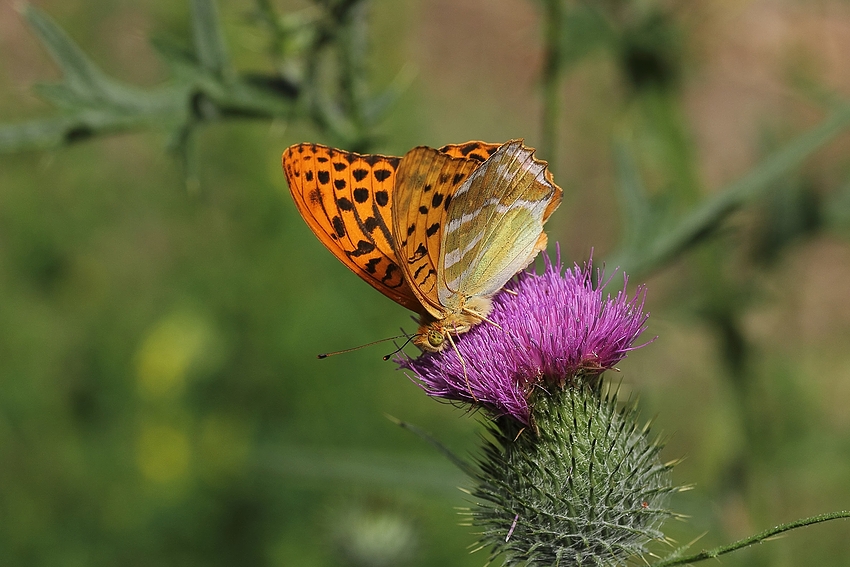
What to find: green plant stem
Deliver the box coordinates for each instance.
[1,1,377,155]
[0,3,293,155]
[652,511,850,567]
[336,0,371,149]
[540,0,563,166]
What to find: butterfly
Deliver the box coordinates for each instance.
[282,140,562,352]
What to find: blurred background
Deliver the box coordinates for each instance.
[1,0,850,565]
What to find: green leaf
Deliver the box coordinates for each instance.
[24,4,112,102]
[266,444,465,496]
[0,107,176,154]
[150,34,203,80]
[386,415,478,478]
[824,178,850,236]
[0,116,79,152]
[191,0,231,80]
[24,4,156,110]
[611,104,850,276]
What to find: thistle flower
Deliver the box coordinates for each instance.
[401,252,651,424]
[400,250,676,566]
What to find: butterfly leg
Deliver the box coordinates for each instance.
[444,329,477,402]
[462,308,503,331]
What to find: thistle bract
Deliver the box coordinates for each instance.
[471,383,675,566]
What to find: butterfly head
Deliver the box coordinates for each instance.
[414,296,494,352]
[415,326,448,352]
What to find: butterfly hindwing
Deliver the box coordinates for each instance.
[438,141,502,163]
[439,140,563,307]
[393,147,483,318]
[282,143,422,312]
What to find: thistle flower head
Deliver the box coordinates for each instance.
[401,252,651,423]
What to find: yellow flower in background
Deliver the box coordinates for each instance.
[134,309,219,400]
[136,422,190,484]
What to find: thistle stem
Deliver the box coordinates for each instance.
[653,511,850,567]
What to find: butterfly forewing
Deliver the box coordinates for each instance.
[393,147,483,318]
[282,143,422,312]
[439,140,562,305]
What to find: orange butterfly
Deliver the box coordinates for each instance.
[282,140,562,352]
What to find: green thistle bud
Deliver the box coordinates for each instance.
[468,382,677,566]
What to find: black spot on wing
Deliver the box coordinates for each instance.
[469,152,485,162]
[382,262,399,285]
[452,172,465,184]
[333,162,347,171]
[308,188,322,205]
[419,206,428,215]
[353,188,369,203]
[317,156,328,163]
[347,240,375,257]
[332,216,345,237]
[460,142,478,156]
[363,217,380,233]
[318,171,330,185]
[375,191,389,207]
[438,173,450,184]
[411,243,427,261]
[431,193,443,208]
[369,198,396,249]
[305,170,313,182]
[336,197,353,211]
[352,168,369,182]
[414,266,435,285]
[374,169,392,182]
[423,184,432,193]
[365,257,380,274]
[334,179,346,190]
[407,224,416,237]
[426,222,440,237]
[443,194,452,210]
[413,262,427,280]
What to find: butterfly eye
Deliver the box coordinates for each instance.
[427,329,444,349]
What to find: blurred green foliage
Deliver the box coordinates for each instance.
[2,0,850,565]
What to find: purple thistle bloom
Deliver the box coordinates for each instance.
[400,249,651,424]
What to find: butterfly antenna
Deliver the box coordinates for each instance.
[317,334,408,359]
[445,330,477,402]
[382,334,417,361]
